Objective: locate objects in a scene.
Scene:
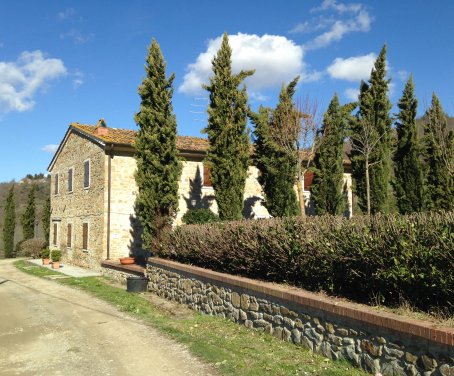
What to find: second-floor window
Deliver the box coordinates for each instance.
[203,164,212,187]
[83,160,90,188]
[54,173,59,195]
[68,168,73,192]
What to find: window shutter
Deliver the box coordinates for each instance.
[82,223,88,250]
[84,161,90,188]
[304,171,314,191]
[53,223,57,245]
[55,174,59,194]
[67,224,72,248]
[68,169,73,192]
[203,164,212,187]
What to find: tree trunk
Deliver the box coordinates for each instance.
[365,159,371,216]
[297,176,306,217]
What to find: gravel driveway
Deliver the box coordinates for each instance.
[0,259,216,376]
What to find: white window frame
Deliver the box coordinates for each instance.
[83,159,91,189]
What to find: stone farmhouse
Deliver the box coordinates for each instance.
[48,119,352,268]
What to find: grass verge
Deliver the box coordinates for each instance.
[14,260,365,376]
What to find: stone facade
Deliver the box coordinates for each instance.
[147,259,454,376]
[49,132,105,269]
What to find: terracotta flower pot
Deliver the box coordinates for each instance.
[120,257,135,265]
[52,261,60,269]
[42,258,50,265]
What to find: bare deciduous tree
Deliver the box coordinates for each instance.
[271,96,323,216]
[350,120,386,215]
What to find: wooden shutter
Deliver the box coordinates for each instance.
[67,224,72,248]
[54,174,59,194]
[84,161,90,188]
[82,223,88,250]
[68,169,73,192]
[53,223,57,245]
[304,171,314,191]
[203,164,212,187]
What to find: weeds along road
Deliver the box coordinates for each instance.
[0,259,215,376]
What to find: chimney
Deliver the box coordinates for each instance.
[94,118,108,136]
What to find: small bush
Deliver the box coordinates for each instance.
[41,248,50,259]
[51,250,62,262]
[182,208,219,225]
[158,211,454,314]
[14,240,26,258]
[19,238,47,258]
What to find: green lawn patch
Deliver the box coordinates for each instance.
[14,260,365,376]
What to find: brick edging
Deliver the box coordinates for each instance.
[101,260,146,276]
[147,257,454,347]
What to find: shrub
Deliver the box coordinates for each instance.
[158,211,454,314]
[19,238,47,258]
[41,248,50,259]
[182,208,220,225]
[51,250,62,262]
[14,240,25,258]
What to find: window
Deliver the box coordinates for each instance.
[54,173,59,194]
[83,160,90,188]
[304,171,314,192]
[67,223,72,248]
[203,164,212,187]
[68,168,73,192]
[53,223,58,246]
[82,222,89,250]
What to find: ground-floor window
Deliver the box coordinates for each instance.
[82,222,89,250]
[53,223,58,246]
[67,223,72,248]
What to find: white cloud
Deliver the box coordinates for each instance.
[60,29,94,45]
[327,53,376,81]
[41,144,59,153]
[73,70,84,89]
[57,8,76,21]
[179,33,319,95]
[396,70,408,82]
[344,87,359,101]
[290,0,372,50]
[0,50,67,113]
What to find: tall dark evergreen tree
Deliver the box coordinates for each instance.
[312,94,355,215]
[42,197,51,244]
[203,33,253,220]
[393,76,424,213]
[21,185,36,240]
[3,185,16,258]
[251,77,300,217]
[134,38,182,249]
[423,93,454,210]
[350,45,393,214]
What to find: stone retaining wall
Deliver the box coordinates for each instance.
[101,260,145,285]
[147,258,454,376]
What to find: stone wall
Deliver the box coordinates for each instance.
[49,132,105,269]
[100,260,145,285]
[147,258,454,376]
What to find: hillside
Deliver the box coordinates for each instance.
[0,175,50,258]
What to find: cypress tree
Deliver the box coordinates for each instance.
[251,78,300,217]
[203,33,253,220]
[42,197,51,244]
[3,185,16,258]
[21,185,36,240]
[423,93,454,210]
[134,38,182,249]
[393,76,424,213]
[312,94,355,215]
[350,45,393,214]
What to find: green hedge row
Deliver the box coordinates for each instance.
[158,211,454,313]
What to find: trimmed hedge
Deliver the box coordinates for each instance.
[158,211,454,313]
[18,238,47,258]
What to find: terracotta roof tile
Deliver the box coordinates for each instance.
[71,122,209,152]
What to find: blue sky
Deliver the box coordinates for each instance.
[0,0,453,182]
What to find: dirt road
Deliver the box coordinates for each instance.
[0,259,215,376]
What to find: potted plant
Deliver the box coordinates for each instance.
[51,250,62,269]
[41,248,50,265]
[120,255,135,265]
